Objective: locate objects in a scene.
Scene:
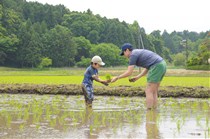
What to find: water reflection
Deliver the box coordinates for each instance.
[146,110,160,139]
[83,107,98,138]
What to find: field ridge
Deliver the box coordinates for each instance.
[0,84,209,98]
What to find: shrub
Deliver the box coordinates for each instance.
[187,65,210,70]
[173,53,186,66]
[38,57,52,69]
[76,56,91,67]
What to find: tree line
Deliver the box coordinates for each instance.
[0,0,209,69]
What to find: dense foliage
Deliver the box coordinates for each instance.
[0,0,209,68]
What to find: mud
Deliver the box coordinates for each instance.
[0,84,209,98]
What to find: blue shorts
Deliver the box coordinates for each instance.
[82,84,94,103]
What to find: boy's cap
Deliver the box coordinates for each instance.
[91,55,105,66]
[120,43,133,56]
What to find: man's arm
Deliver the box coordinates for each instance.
[129,68,148,82]
[111,65,135,83]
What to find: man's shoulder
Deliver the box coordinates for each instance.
[132,49,143,54]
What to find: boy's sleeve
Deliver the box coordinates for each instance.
[88,68,96,77]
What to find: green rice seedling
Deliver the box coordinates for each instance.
[6,113,12,128]
[196,115,202,127]
[105,73,112,80]
[89,124,93,135]
[170,110,175,121]
[17,110,23,120]
[23,107,30,121]
[50,118,57,127]
[93,114,101,131]
[176,119,182,133]
[202,101,209,110]
[45,105,52,121]
[59,112,70,127]
[19,124,25,132]
[192,101,198,111]
[205,115,209,130]
[101,113,106,127]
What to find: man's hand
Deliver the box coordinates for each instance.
[129,76,139,82]
[111,76,118,83]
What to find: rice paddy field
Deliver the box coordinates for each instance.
[0,67,209,87]
[0,95,209,138]
[0,67,209,138]
[0,76,209,88]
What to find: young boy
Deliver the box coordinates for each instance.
[82,55,110,107]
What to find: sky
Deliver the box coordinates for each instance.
[26,0,210,34]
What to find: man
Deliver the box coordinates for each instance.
[111,43,167,109]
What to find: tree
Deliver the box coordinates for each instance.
[187,34,210,66]
[173,53,185,66]
[24,32,42,68]
[44,25,76,67]
[76,56,91,67]
[170,31,184,53]
[62,11,103,44]
[129,21,146,49]
[87,30,100,44]
[90,43,127,67]
[72,36,92,62]
[199,38,210,64]
[149,30,164,56]
[162,30,176,53]
[0,4,20,65]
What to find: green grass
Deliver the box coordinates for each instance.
[0,76,209,87]
[0,67,83,76]
[0,67,209,87]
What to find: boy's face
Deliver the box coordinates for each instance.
[92,63,101,69]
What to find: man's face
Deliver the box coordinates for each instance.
[123,49,130,58]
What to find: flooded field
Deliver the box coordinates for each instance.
[0,94,209,139]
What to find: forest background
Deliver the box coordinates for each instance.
[0,0,209,70]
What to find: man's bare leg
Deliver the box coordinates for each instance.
[145,83,159,109]
[153,83,160,109]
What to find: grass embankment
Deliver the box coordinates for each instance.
[0,84,209,98]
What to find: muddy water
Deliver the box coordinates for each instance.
[0,94,209,139]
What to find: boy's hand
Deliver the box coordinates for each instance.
[106,79,111,83]
[102,82,109,86]
[101,80,109,86]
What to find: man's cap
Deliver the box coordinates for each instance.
[91,55,105,66]
[120,43,133,56]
